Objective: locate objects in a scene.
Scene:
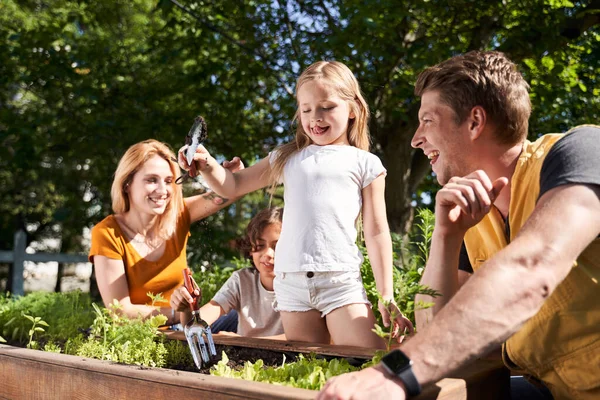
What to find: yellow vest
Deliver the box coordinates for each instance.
[464,128,600,399]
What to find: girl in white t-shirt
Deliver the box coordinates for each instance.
[179,61,413,348]
[171,207,284,338]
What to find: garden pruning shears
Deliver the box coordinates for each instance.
[182,267,217,369]
[175,116,208,184]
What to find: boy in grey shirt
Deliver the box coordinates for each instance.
[172,207,284,338]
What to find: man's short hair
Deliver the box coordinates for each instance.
[415,51,531,145]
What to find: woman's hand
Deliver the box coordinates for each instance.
[223,156,244,173]
[170,286,198,312]
[378,299,414,343]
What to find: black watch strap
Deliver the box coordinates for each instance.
[381,349,422,397]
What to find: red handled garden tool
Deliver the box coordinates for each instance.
[182,267,217,369]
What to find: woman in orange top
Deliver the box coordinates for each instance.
[88,139,243,325]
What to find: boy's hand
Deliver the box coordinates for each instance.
[378,299,414,343]
[178,144,214,177]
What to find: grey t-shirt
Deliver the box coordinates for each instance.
[459,125,600,273]
[212,268,284,337]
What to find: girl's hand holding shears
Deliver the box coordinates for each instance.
[178,144,244,177]
[378,299,414,343]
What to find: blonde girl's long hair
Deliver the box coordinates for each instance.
[269,61,371,186]
[110,139,183,239]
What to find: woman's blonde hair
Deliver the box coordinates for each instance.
[269,61,371,186]
[110,139,183,239]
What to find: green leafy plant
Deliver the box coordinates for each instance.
[146,292,167,307]
[22,313,49,349]
[371,297,403,351]
[211,352,362,390]
[361,208,439,328]
[192,259,246,306]
[43,341,62,353]
[0,291,94,345]
[76,300,169,367]
[163,339,195,371]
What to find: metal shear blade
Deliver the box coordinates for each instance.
[185,116,208,166]
[182,267,217,369]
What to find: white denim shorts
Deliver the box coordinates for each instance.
[273,270,371,317]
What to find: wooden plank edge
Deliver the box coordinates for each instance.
[1,342,509,400]
[164,331,378,359]
[0,344,314,400]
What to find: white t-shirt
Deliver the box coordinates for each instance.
[212,268,283,337]
[270,144,386,272]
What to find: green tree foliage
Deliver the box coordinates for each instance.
[1,0,598,270]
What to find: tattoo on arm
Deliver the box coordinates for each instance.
[203,191,229,205]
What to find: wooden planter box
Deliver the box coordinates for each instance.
[0,335,509,399]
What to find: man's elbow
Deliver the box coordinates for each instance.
[509,247,567,309]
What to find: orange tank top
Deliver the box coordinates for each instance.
[88,206,191,307]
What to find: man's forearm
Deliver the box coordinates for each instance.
[415,230,463,328]
[405,247,560,388]
[408,183,600,389]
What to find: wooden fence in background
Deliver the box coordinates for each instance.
[0,230,89,296]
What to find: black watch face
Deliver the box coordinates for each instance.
[382,350,411,374]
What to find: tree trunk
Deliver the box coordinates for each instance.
[374,112,431,236]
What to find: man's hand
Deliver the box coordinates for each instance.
[435,170,508,235]
[317,364,407,400]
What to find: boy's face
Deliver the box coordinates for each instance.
[251,223,281,290]
[297,80,355,147]
[411,90,473,185]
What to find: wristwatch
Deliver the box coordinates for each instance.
[381,349,422,397]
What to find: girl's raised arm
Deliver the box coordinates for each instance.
[179,145,271,198]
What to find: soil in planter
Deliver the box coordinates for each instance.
[170,344,301,374]
[170,344,368,375]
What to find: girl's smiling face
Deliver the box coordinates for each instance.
[298,80,355,146]
[127,155,174,215]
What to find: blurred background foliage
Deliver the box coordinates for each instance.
[1,0,598,290]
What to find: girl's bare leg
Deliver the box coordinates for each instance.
[326,303,386,349]
[280,310,330,343]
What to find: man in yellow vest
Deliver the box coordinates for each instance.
[318,51,599,400]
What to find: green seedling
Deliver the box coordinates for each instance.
[22,313,49,349]
[371,297,404,351]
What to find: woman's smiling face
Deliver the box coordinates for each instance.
[127,154,174,215]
